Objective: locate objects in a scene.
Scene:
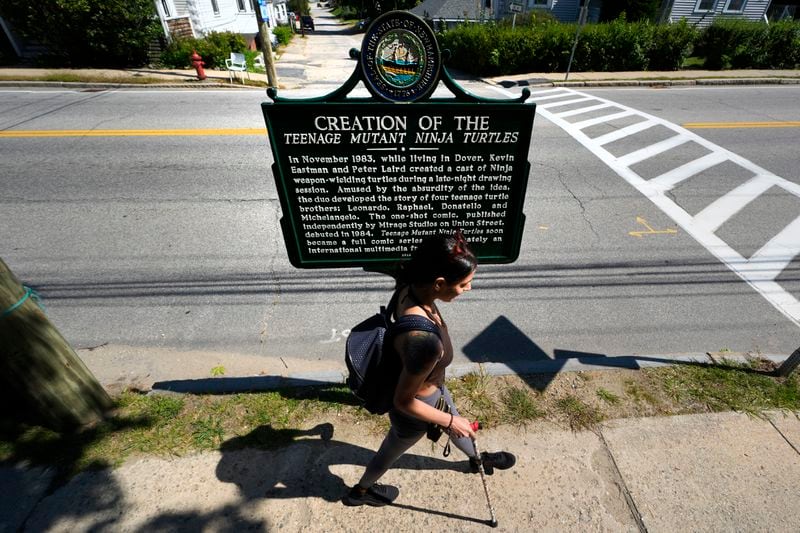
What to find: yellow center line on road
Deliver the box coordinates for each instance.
[682,121,800,129]
[0,128,266,138]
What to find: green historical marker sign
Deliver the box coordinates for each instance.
[262,11,536,269]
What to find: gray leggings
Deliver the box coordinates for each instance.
[357,385,477,488]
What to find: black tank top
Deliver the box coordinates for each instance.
[393,312,453,387]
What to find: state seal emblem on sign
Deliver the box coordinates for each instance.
[360,12,440,102]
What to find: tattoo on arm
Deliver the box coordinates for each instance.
[396,331,442,375]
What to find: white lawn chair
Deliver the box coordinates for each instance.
[225,52,249,84]
[253,52,265,70]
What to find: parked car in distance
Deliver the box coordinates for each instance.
[287,11,300,30]
[301,15,315,31]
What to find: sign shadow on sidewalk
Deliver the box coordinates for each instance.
[215,422,490,526]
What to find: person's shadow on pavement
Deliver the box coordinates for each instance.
[215,422,488,524]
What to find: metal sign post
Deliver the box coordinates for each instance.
[509,2,522,30]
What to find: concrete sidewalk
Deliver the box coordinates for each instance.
[3,410,799,532]
[1,66,799,90]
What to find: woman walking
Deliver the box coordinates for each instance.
[344,231,516,506]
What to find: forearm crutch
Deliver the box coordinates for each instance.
[470,421,498,528]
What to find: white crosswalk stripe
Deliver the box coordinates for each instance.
[570,110,637,130]
[554,102,616,119]
[593,120,657,146]
[508,86,800,327]
[648,152,728,191]
[538,96,595,109]
[615,135,690,167]
[692,175,776,234]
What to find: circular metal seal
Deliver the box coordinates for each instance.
[359,12,441,102]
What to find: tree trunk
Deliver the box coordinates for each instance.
[0,258,112,431]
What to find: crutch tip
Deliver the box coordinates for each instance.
[489,519,498,528]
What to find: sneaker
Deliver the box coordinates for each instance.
[470,451,516,475]
[342,483,400,507]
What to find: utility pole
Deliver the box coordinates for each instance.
[0,258,112,431]
[255,0,278,88]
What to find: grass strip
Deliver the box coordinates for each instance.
[1,358,798,481]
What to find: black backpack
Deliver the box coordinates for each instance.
[345,291,441,414]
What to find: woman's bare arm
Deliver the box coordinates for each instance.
[392,331,475,438]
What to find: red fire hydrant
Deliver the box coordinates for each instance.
[190,50,206,80]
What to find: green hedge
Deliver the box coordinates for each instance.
[161,31,247,69]
[700,19,800,69]
[438,18,800,76]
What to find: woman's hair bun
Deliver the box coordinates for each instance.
[395,230,476,286]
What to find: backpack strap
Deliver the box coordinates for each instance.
[390,314,441,338]
[382,289,401,321]
[389,314,443,378]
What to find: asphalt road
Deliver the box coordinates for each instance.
[1,82,798,371]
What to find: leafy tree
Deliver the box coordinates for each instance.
[599,0,660,22]
[288,0,311,16]
[0,0,162,67]
[334,0,418,19]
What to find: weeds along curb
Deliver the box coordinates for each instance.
[493,78,800,89]
[0,81,259,89]
[2,78,799,91]
[145,353,791,396]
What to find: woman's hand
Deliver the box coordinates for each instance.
[447,415,476,439]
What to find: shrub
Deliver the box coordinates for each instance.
[700,19,800,70]
[701,19,767,69]
[245,49,262,71]
[765,21,800,69]
[648,19,697,70]
[161,37,203,69]
[161,31,247,69]
[580,18,653,71]
[333,5,360,19]
[535,23,575,72]
[438,23,500,75]
[273,25,294,46]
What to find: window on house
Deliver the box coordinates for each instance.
[694,0,716,11]
[530,0,549,7]
[723,0,746,12]
[211,0,220,14]
[237,0,246,11]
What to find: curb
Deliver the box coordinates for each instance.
[0,80,264,90]
[493,77,800,89]
[3,78,799,90]
[147,352,790,395]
